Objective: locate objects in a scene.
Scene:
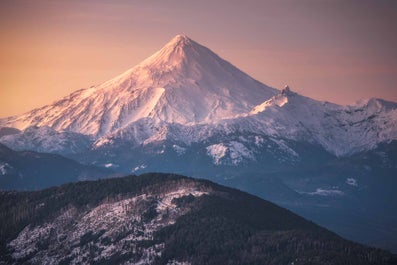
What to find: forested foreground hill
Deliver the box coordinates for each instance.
[0,173,395,265]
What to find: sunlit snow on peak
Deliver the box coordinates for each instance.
[0,35,277,136]
[0,35,396,157]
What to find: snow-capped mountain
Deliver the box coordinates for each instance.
[0,35,277,137]
[1,34,396,158]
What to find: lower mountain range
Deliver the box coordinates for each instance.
[0,143,113,191]
[1,173,396,265]
[1,137,396,255]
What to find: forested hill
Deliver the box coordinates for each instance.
[1,173,395,265]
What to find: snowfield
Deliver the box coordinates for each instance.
[0,34,396,162]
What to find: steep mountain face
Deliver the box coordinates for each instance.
[1,173,395,265]
[0,35,277,137]
[0,144,112,190]
[0,35,397,253]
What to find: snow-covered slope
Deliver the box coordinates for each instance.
[245,87,397,156]
[0,126,91,154]
[1,35,397,157]
[0,35,277,137]
[91,86,397,157]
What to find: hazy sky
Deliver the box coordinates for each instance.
[1,0,396,117]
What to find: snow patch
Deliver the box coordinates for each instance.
[93,137,114,148]
[104,163,117,168]
[250,93,288,115]
[270,138,299,158]
[254,136,264,146]
[0,162,12,175]
[206,142,254,165]
[172,144,186,155]
[346,178,358,187]
[156,188,208,214]
[303,188,344,196]
[132,164,147,173]
[228,141,254,165]
[206,144,227,165]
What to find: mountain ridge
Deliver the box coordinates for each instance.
[0,143,113,190]
[1,35,396,156]
[1,173,395,265]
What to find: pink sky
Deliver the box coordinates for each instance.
[0,0,396,117]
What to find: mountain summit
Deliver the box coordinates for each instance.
[1,35,277,136]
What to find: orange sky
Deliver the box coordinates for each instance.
[1,0,397,117]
